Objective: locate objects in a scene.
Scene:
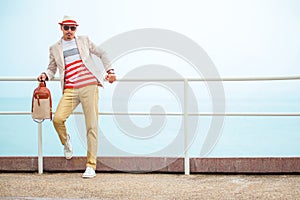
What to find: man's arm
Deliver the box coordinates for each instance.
[37,47,57,81]
[87,37,116,83]
[87,37,112,72]
[45,47,57,80]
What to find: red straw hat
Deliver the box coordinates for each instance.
[58,15,79,26]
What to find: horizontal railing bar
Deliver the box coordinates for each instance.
[101,112,300,116]
[121,76,300,82]
[1,111,300,117]
[89,112,181,116]
[0,77,61,82]
[0,111,34,115]
[188,113,300,116]
[188,76,300,82]
[1,76,300,82]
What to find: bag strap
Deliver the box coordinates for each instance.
[39,80,46,87]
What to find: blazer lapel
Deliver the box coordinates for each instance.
[57,40,64,68]
[76,36,87,59]
[53,39,64,70]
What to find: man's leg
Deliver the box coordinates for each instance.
[53,89,80,145]
[79,85,99,170]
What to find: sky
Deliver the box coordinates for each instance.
[0,0,300,98]
[0,0,299,75]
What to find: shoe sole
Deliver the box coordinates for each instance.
[65,153,73,159]
[82,174,96,178]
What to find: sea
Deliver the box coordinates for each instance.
[0,80,300,158]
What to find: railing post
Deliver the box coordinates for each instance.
[38,122,43,174]
[184,78,190,175]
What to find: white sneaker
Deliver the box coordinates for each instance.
[64,134,73,159]
[82,167,96,178]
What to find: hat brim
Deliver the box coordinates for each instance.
[59,23,79,26]
[59,19,79,26]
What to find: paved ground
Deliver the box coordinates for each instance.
[0,173,299,199]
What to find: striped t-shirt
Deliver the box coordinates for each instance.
[62,39,98,89]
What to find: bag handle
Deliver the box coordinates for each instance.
[38,80,46,87]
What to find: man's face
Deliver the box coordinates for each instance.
[61,24,77,40]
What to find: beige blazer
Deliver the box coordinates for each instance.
[45,35,112,91]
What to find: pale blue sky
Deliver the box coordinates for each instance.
[0,0,300,99]
[0,0,300,76]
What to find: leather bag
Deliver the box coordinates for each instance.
[31,81,52,122]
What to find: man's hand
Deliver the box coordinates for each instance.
[105,73,116,84]
[37,73,48,82]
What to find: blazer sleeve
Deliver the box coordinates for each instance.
[87,37,112,72]
[45,46,57,80]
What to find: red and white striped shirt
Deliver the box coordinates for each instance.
[62,39,98,89]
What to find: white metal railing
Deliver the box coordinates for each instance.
[2,75,300,81]
[1,76,300,175]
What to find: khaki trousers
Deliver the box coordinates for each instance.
[53,84,98,170]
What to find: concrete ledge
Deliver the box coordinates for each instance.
[190,157,300,173]
[0,157,299,173]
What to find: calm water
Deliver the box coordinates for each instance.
[0,95,300,157]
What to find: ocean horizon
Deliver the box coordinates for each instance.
[0,93,299,158]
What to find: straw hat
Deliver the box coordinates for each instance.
[58,15,79,26]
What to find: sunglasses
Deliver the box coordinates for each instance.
[63,25,77,31]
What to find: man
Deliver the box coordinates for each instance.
[37,15,116,178]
